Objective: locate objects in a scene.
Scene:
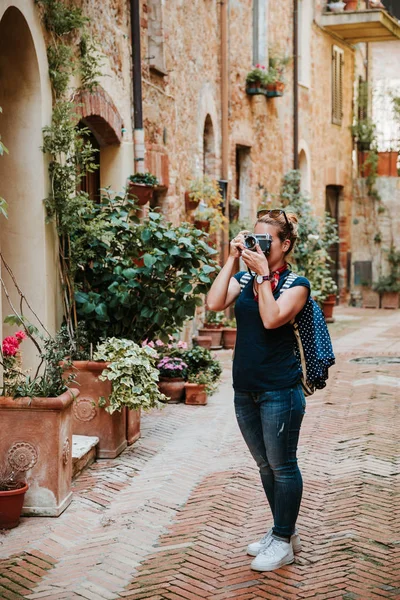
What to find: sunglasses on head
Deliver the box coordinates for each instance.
[256,208,292,231]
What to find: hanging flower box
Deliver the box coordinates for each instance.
[266,81,285,97]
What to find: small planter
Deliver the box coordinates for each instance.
[194,219,210,232]
[193,335,212,350]
[185,383,207,406]
[246,82,268,97]
[126,408,141,446]
[128,182,154,205]
[0,389,77,517]
[223,327,237,350]
[0,483,29,529]
[266,82,285,97]
[322,294,336,322]
[185,191,199,212]
[198,327,223,349]
[64,362,127,459]
[158,377,185,403]
[344,0,358,10]
[381,291,399,309]
[327,1,346,11]
[362,289,380,308]
[377,151,398,177]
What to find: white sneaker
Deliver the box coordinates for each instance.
[247,528,301,556]
[250,537,294,572]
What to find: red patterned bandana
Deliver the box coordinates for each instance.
[254,263,288,301]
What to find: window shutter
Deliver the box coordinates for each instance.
[332,46,344,126]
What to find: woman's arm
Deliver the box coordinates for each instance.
[206,231,247,311]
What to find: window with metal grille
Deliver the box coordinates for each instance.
[332,46,344,126]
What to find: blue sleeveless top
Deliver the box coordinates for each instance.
[232,270,310,392]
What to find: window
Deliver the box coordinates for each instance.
[298,0,311,87]
[332,45,344,126]
[253,0,268,66]
[147,0,166,75]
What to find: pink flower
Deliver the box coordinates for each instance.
[15,331,26,343]
[177,341,187,349]
[147,341,155,348]
[155,340,164,347]
[2,336,20,357]
[255,64,260,68]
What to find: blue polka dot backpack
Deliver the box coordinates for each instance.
[280,272,335,396]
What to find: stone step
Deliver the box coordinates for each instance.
[72,435,99,480]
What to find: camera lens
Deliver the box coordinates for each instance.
[244,235,257,250]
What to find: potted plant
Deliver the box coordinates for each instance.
[266,51,291,97]
[199,311,226,348]
[156,356,188,403]
[0,326,78,517]
[182,346,222,405]
[187,176,227,235]
[185,176,222,212]
[223,317,237,349]
[0,464,28,529]
[128,172,159,205]
[245,64,269,96]
[373,246,400,309]
[327,0,346,12]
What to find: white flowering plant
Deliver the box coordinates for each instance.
[94,337,166,413]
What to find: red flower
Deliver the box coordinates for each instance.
[255,64,260,68]
[2,336,19,357]
[15,330,26,343]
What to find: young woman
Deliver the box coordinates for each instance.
[206,209,310,572]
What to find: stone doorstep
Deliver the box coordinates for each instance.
[72,435,99,480]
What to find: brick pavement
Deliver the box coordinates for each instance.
[0,307,399,600]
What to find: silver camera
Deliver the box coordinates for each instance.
[244,233,272,255]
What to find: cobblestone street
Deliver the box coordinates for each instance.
[1,307,399,600]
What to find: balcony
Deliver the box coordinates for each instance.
[320,9,400,44]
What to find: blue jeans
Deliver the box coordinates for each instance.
[234,384,306,538]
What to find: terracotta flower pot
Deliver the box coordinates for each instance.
[63,362,127,459]
[128,182,154,205]
[126,408,141,446]
[184,383,207,406]
[157,377,185,403]
[362,289,380,308]
[0,389,77,517]
[198,327,223,348]
[381,291,399,309]
[194,219,210,232]
[322,294,336,322]
[192,335,212,350]
[344,0,358,10]
[0,483,29,529]
[223,328,237,350]
[184,191,199,212]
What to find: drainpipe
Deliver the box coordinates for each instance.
[293,0,299,170]
[130,0,145,173]
[221,0,229,262]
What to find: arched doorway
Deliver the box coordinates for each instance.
[203,115,216,177]
[299,149,310,195]
[0,7,46,368]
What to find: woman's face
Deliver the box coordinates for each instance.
[253,222,289,266]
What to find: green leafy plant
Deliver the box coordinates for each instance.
[129,172,159,186]
[187,176,222,205]
[181,346,222,394]
[93,337,166,413]
[224,317,237,328]
[268,49,291,83]
[73,191,218,344]
[373,245,400,293]
[246,65,269,86]
[279,170,339,304]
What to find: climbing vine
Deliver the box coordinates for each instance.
[35,0,104,333]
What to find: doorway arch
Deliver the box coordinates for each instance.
[0,7,46,367]
[203,115,216,178]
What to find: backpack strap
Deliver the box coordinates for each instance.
[279,272,298,294]
[239,272,252,292]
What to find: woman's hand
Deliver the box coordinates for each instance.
[229,230,248,258]
[242,244,270,275]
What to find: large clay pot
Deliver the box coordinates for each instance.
[0,483,28,529]
[0,389,77,517]
[126,408,141,445]
[157,377,185,403]
[64,362,127,459]
[362,289,380,308]
[198,327,223,348]
[193,335,212,350]
[185,383,207,406]
[381,291,399,309]
[322,294,336,322]
[128,182,154,205]
[223,328,237,350]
